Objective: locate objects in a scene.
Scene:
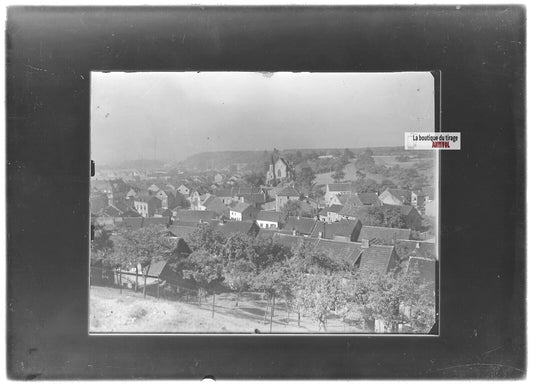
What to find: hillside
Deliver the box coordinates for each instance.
[178,151,266,171]
[90,286,360,333]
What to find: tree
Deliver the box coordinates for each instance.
[250,236,292,272]
[244,172,265,187]
[91,225,114,253]
[354,148,376,170]
[174,191,190,209]
[290,240,347,275]
[345,270,435,333]
[182,249,225,314]
[382,206,408,229]
[356,178,379,194]
[281,200,303,219]
[185,224,226,255]
[296,273,348,332]
[360,206,407,229]
[221,234,257,305]
[343,148,355,159]
[253,262,295,332]
[224,259,255,306]
[296,166,316,192]
[111,225,175,297]
[379,179,397,192]
[331,169,345,183]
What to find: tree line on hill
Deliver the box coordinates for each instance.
[92,223,435,333]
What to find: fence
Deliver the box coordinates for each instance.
[90,265,212,304]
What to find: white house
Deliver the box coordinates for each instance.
[256,211,282,229]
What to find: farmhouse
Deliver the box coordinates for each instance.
[310,219,362,242]
[275,186,300,212]
[356,225,412,246]
[324,183,357,205]
[379,188,413,206]
[273,234,400,274]
[212,220,260,237]
[133,193,162,217]
[282,216,317,236]
[229,202,258,222]
[256,211,283,229]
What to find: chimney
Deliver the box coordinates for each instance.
[318,231,323,239]
[416,242,420,249]
[292,228,297,236]
[361,239,369,249]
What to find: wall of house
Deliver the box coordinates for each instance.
[257,220,278,229]
[134,201,149,217]
[379,191,403,206]
[229,211,242,221]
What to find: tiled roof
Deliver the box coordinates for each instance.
[357,244,396,274]
[103,205,122,217]
[256,211,282,223]
[357,192,381,206]
[327,183,354,192]
[257,228,279,239]
[174,210,217,223]
[238,193,266,204]
[395,240,436,260]
[386,189,412,202]
[327,204,344,214]
[282,216,317,235]
[357,226,411,245]
[382,204,420,217]
[231,202,253,213]
[277,186,300,197]
[234,186,262,195]
[214,188,233,197]
[145,260,168,277]
[213,221,258,236]
[272,234,396,274]
[310,220,361,240]
[338,205,366,218]
[168,224,198,239]
[203,196,229,215]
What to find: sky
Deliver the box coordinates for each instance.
[91,72,435,164]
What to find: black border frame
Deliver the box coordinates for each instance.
[6,6,525,379]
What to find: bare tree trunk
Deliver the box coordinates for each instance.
[235,291,240,307]
[119,269,122,294]
[212,292,216,318]
[270,295,275,333]
[157,277,160,299]
[298,311,301,328]
[263,297,270,324]
[143,264,150,298]
[135,266,138,292]
[286,302,290,325]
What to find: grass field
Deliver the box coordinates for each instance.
[90,286,363,334]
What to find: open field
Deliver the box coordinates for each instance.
[90,286,363,334]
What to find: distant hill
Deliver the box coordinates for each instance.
[108,159,167,170]
[179,151,266,171]
[178,146,409,172]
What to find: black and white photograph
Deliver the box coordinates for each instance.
[90,71,439,334]
[6,4,526,379]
